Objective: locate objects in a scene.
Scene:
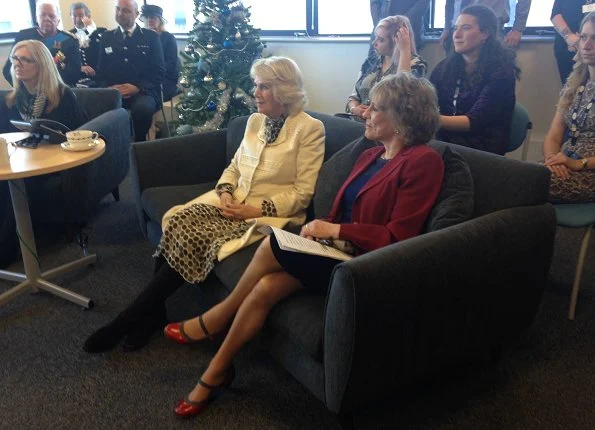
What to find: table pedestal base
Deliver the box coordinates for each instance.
[0,179,96,309]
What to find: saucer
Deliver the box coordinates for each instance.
[61,140,100,152]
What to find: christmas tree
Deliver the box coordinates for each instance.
[176,0,265,134]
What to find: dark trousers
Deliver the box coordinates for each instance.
[554,39,576,85]
[123,93,158,142]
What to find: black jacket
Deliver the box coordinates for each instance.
[3,28,81,86]
[68,26,107,72]
[95,25,165,102]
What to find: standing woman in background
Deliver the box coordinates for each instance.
[140,4,180,102]
[430,5,520,155]
[551,0,590,85]
[544,12,595,203]
[346,15,427,120]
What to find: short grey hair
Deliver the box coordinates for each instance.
[36,1,60,17]
[250,56,307,116]
[70,2,91,16]
[369,73,440,146]
[116,0,139,13]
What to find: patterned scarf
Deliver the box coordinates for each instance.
[264,114,286,144]
[16,89,47,121]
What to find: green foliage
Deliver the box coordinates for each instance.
[176,0,265,134]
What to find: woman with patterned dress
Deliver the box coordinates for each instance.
[545,12,595,203]
[346,15,427,119]
[83,57,325,353]
[430,5,520,155]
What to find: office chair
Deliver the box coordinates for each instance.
[507,102,532,161]
[554,202,595,320]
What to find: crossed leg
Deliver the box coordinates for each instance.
[187,268,301,400]
[181,236,291,340]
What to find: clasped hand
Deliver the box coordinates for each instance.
[300,219,340,241]
[111,83,139,98]
[544,151,581,179]
[219,193,261,219]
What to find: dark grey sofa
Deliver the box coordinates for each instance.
[130,112,556,417]
[0,88,130,266]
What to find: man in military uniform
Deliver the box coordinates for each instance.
[2,1,81,86]
[69,2,107,83]
[96,0,165,141]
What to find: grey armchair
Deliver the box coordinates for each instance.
[0,88,131,266]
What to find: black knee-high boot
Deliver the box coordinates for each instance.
[83,259,185,353]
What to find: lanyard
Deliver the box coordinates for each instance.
[569,83,595,146]
[451,78,462,116]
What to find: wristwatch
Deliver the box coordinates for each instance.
[580,158,589,170]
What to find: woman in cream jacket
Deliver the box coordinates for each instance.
[83,57,325,353]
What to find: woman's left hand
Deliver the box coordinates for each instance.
[544,152,584,171]
[300,220,340,240]
[393,27,410,55]
[221,203,262,220]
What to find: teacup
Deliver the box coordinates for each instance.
[65,130,99,148]
[0,137,17,168]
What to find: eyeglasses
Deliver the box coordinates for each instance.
[10,55,35,65]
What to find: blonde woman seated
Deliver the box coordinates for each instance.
[544,12,595,203]
[346,15,427,119]
[83,56,325,353]
[166,73,445,417]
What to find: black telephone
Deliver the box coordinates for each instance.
[10,119,71,146]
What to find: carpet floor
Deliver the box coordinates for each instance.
[0,174,593,429]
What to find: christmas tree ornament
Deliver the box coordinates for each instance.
[206,43,215,50]
[223,39,233,48]
[206,101,217,111]
[235,30,241,39]
[184,44,194,54]
[179,77,189,87]
[217,80,227,90]
[203,74,213,82]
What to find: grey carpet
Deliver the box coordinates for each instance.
[0,174,594,429]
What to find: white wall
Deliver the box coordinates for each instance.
[0,0,559,161]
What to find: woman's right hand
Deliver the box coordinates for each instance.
[394,27,410,54]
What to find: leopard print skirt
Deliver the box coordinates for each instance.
[155,203,250,284]
[549,137,595,203]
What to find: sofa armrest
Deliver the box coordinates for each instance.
[59,108,130,223]
[323,204,556,414]
[130,129,228,235]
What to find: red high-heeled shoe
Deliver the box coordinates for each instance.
[164,315,213,344]
[174,365,235,418]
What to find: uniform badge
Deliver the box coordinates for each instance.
[105,46,113,54]
[53,50,66,69]
[53,41,62,49]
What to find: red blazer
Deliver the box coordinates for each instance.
[327,145,444,253]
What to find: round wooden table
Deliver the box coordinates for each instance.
[0,133,105,309]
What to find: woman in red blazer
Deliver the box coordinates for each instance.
[165,73,445,417]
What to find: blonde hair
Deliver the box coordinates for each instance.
[6,40,65,112]
[250,56,307,116]
[375,15,417,56]
[558,12,595,114]
[369,73,439,146]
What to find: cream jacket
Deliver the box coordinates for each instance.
[162,111,325,260]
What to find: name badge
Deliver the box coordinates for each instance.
[105,46,113,54]
[584,4,595,13]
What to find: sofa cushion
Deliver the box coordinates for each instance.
[313,136,377,219]
[424,145,474,232]
[140,182,217,225]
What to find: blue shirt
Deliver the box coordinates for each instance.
[340,157,389,223]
